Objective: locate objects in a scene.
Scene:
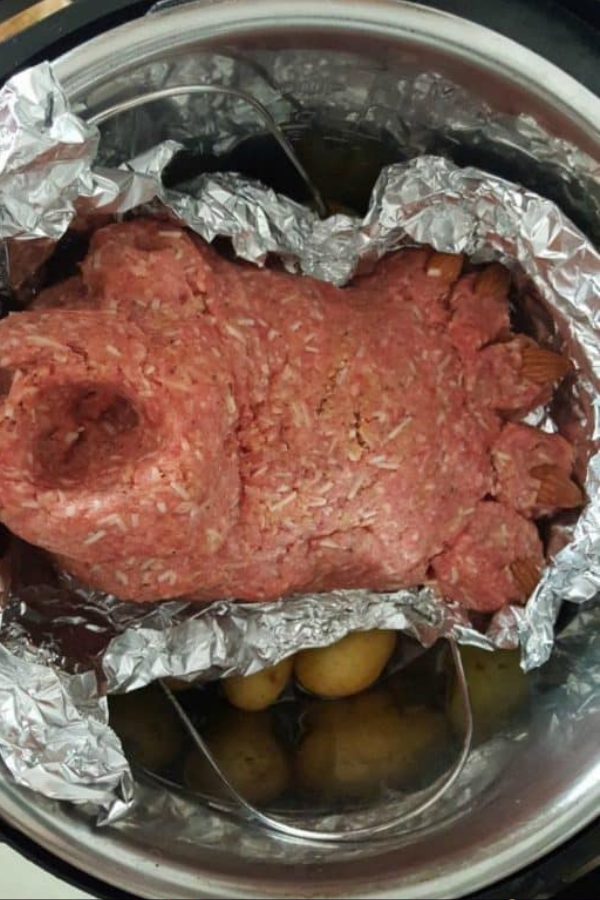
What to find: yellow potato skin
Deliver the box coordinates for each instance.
[109,684,185,772]
[449,647,530,741]
[295,687,448,798]
[294,630,397,698]
[222,657,294,711]
[184,710,290,805]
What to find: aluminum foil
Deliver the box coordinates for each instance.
[103,595,600,858]
[2,601,596,862]
[0,59,599,820]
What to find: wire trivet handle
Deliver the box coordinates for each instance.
[87,84,328,217]
[159,639,473,843]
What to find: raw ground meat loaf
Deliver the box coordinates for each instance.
[0,220,583,611]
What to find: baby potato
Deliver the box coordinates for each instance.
[448,647,530,741]
[295,687,448,798]
[109,684,185,772]
[222,656,294,711]
[184,709,290,805]
[294,629,397,698]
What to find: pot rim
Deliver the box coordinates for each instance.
[2,2,599,898]
[53,0,600,156]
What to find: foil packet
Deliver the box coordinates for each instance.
[0,59,598,820]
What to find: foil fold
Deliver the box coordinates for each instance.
[0,60,598,818]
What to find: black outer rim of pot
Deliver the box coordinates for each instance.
[0,0,599,92]
[416,0,600,96]
[0,0,154,83]
[0,0,598,897]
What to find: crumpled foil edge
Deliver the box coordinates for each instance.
[0,60,598,820]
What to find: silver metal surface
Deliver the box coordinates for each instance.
[53,0,600,160]
[0,605,597,899]
[87,85,327,216]
[5,63,600,822]
[0,1,598,898]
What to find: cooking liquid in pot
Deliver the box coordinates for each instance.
[112,647,457,814]
[107,643,533,815]
[163,123,406,216]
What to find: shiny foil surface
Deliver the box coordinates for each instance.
[0,60,598,820]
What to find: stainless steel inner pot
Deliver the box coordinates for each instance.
[1,1,599,897]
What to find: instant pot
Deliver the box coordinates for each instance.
[0,1,599,898]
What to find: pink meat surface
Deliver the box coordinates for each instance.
[432,501,543,612]
[464,337,551,413]
[492,422,578,517]
[0,220,575,611]
[447,266,511,355]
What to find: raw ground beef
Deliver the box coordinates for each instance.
[432,501,545,612]
[0,219,582,611]
[492,422,582,518]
